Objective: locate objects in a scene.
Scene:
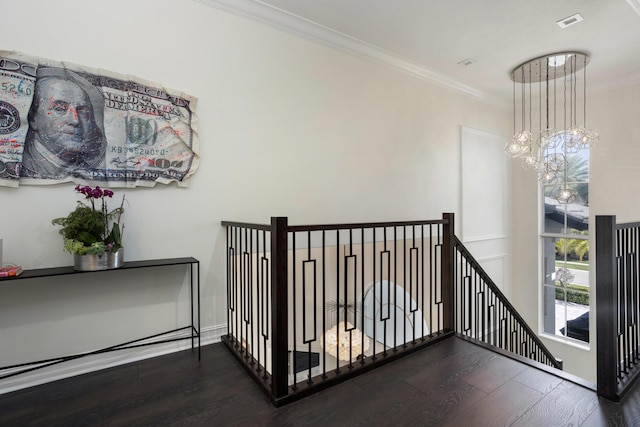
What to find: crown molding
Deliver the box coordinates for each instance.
[193,0,486,99]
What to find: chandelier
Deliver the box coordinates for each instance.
[505,52,598,203]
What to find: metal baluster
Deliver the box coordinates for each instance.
[292,231,297,388]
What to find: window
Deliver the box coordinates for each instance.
[541,148,590,344]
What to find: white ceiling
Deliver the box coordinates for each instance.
[198,0,640,105]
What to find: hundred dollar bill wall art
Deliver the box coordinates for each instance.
[0,50,199,188]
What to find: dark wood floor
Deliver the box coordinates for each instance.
[1,337,639,426]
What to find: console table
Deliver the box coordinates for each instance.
[0,257,200,380]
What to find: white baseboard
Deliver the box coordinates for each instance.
[0,324,227,395]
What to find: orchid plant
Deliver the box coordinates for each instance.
[52,185,126,255]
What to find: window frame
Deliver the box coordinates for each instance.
[538,151,591,347]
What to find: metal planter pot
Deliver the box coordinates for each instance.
[74,248,124,271]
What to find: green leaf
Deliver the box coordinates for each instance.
[111,224,121,245]
[77,231,98,245]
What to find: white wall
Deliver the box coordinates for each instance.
[460,127,510,297]
[590,83,640,222]
[510,81,640,383]
[0,0,511,392]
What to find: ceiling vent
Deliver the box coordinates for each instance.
[557,13,584,29]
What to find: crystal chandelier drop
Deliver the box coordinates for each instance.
[505,52,598,204]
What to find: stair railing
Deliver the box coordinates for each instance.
[596,215,640,401]
[453,236,563,369]
[222,212,561,406]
